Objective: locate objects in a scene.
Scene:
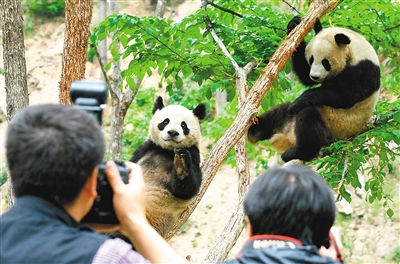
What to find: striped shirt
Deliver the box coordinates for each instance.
[92,238,150,264]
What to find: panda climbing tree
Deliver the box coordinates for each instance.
[247,16,381,162]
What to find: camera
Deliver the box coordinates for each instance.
[70,79,129,226]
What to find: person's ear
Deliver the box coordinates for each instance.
[245,216,253,238]
[84,168,98,198]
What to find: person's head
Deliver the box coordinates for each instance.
[243,164,336,248]
[6,104,105,206]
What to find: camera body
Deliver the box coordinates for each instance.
[70,79,128,226]
[82,162,128,225]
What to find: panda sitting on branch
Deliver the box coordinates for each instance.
[130,96,206,238]
[248,16,380,162]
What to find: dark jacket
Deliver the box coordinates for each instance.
[221,235,342,264]
[0,195,107,264]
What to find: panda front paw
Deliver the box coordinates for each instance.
[286,16,301,35]
[174,147,191,180]
[174,147,190,159]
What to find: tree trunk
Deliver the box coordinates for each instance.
[59,0,93,104]
[107,0,167,161]
[0,0,29,121]
[215,91,227,116]
[99,0,107,80]
[108,0,124,161]
[155,0,167,18]
[0,0,29,208]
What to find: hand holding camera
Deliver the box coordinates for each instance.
[70,80,130,226]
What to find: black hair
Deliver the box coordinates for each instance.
[243,164,335,248]
[6,104,105,205]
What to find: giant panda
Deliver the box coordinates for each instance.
[248,16,380,162]
[130,96,206,238]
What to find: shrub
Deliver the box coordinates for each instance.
[24,0,65,18]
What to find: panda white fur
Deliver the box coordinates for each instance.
[248,16,380,162]
[130,96,206,238]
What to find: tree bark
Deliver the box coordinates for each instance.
[164,1,344,258]
[0,0,29,121]
[155,0,167,18]
[99,0,107,80]
[108,0,123,161]
[59,0,93,104]
[215,91,227,116]
[107,0,168,161]
[0,0,29,208]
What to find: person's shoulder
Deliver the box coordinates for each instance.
[92,238,150,264]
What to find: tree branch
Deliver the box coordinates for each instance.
[281,0,300,14]
[93,43,117,98]
[205,0,243,18]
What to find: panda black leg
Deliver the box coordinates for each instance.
[281,107,329,162]
[248,103,291,143]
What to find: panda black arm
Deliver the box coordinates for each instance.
[168,146,202,200]
[288,60,380,114]
[130,140,156,162]
[287,16,318,87]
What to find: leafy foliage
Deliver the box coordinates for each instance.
[23,0,65,17]
[93,0,399,215]
[90,1,292,97]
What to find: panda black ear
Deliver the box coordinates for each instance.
[335,33,351,46]
[314,18,323,34]
[193,103,206,121]
[152,96,164,114]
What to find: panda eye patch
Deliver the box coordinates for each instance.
[181,121,190,135]
[158,118,170,131]
[309,56,314,65]
[322,59,331,71]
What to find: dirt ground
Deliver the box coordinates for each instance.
[0,1,399,263]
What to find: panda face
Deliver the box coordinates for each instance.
[305,27,380,84]
[149,105,202,150]
[305,32,349,83]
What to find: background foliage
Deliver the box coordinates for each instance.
[90,0,399,213]
[22,0,65,17]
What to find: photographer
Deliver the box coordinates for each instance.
[222,164,344,263]
[0,104,186,264]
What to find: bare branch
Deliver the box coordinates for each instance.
[282,0,300,14]
[205,0,243,18]
[201,12,240,72]
[93,43,118,99]
[334,154,349,194]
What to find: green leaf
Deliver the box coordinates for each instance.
[175,76,183,89]
[146,28,153,35]
[126,76,136,89]
[104,62,112,71]
[205,87,212,99]
[89,34,97,44]
[188,38,197,46]
[339,188,352,203]
[120,34,129,48]
[386,208,394,218]
[394,112,400,122]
